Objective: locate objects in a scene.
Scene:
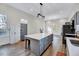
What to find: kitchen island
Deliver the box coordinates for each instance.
[24,33,53,56]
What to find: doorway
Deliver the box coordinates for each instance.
[20,23,27,41]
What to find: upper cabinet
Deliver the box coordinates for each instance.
[76,12,79,25]
[71,11,79,25]
[71,11,79,32]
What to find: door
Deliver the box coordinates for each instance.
[20,24,27,41]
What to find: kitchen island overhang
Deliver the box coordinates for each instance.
[24,33,53,56]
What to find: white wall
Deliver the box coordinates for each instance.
[45,19,67,35]
[0,4,45,44]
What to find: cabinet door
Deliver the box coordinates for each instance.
[44,37,48,50]
[40,38,44,54]
[49,35,52,43]
[0,34,9,46]
[48,36,50,44]
[50,34,53,41]
[76,12,79,25]
[0,37,9,46]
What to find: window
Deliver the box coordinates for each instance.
[0,14,7,34]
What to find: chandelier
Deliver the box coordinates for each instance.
[37,3,45,19]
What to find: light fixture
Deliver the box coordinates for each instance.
[37,3,45,19]
[20,19,28,24]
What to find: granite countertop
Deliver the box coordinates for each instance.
[24,33,53,40]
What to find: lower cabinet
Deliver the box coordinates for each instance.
[40,38,45,54]
[40,34,53,55]
[0,37,9,46]
[30,34,53,56]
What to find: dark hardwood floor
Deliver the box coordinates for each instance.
[0,41,54,56]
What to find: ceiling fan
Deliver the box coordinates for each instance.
[37,3,45,19]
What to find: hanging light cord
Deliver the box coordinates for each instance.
[37,3,45,18]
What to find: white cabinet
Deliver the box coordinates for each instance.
[0,34,9,46]
[9,24,20,44]
[0,37,9,46]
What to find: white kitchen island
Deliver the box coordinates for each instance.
[24,33,53,56]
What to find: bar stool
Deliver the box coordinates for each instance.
[25,39,30,49]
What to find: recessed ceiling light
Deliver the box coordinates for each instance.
[20,19,28,24]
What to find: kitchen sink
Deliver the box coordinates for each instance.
[70,40,79,47]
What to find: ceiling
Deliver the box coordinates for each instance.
[7,3,79,20]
